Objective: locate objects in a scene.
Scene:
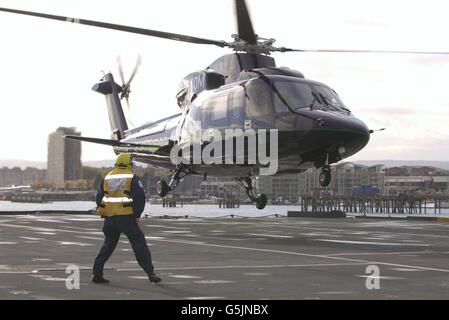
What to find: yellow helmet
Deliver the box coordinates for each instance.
[115,153,133,169]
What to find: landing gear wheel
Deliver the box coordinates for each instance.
[237,176,267,210]
[157,164,193,198]
[157,180,169,197]
[319,167,331,187]
[255,194,267,210]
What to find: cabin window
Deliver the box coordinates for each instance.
[210,93,228,128]
[200,98,212,128]
[228,87,244,128]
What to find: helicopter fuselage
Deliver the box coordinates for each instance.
[116,53,370,178]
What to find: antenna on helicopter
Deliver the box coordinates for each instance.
[369,128,386,134]
[116,55,141,127]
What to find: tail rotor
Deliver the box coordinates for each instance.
[116,55,142,127]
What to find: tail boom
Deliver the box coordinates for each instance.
[92,73,128,140]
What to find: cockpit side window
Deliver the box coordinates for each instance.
[329,88,350,112]
[271,79,350,113]
[274,94,289,113]
[312,85,348,112]
[273,80,314,112]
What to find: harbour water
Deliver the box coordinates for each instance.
[0,200,448,218]
[0,201,291,217]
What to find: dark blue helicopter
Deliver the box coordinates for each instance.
[2,1,447,209]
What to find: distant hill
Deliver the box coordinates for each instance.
[83,160,116,168]
[0,159,47,170]
[354,160,449,170]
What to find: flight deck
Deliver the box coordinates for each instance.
[0,214,448,300]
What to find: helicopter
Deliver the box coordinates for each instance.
[2,1,448,210]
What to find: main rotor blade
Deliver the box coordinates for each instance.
[0,7,227,48]
[283,48,449,54]
[234,0,257,44]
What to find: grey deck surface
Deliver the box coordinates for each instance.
[1,214,449,299]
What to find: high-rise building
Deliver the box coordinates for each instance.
[47,127,82,188]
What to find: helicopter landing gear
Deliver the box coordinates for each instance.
[157,164,192,197]
[319,153,332,187]
[156,180,169,197]
[319,166,331,187]
[255,194,268,210]
[238,176,267,210]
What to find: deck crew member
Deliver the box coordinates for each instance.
[92,153,161,284]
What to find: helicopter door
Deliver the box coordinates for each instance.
[273,84,298,130]
[176,107,190,143]
[244,78,274,129]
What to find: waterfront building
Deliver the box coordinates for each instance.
[200,177,241,199]
[0,167,47,188]
[384,166,449,195]
[257,162,385,200]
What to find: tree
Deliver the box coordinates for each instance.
[64,180,77,189]
[82,166,100,180]
[32,181,55,189]
[75,179,88,190]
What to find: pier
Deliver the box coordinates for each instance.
[9,191,95,203]
[218,199,240,208]
[298,195,449,214]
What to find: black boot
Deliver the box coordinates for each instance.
[92,275,109,284]
[148,270,162,283]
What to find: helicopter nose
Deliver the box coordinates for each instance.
[336,116,370,158]
[296,110,370,159]
[286,110,371,163]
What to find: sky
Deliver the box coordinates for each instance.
[1,0,449,162]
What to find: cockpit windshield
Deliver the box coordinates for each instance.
[272,79,350,113]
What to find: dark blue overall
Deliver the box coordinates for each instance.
[92,175,154,276]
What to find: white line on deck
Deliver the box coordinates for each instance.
[151,238,449,274]
[116,262,368,272]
